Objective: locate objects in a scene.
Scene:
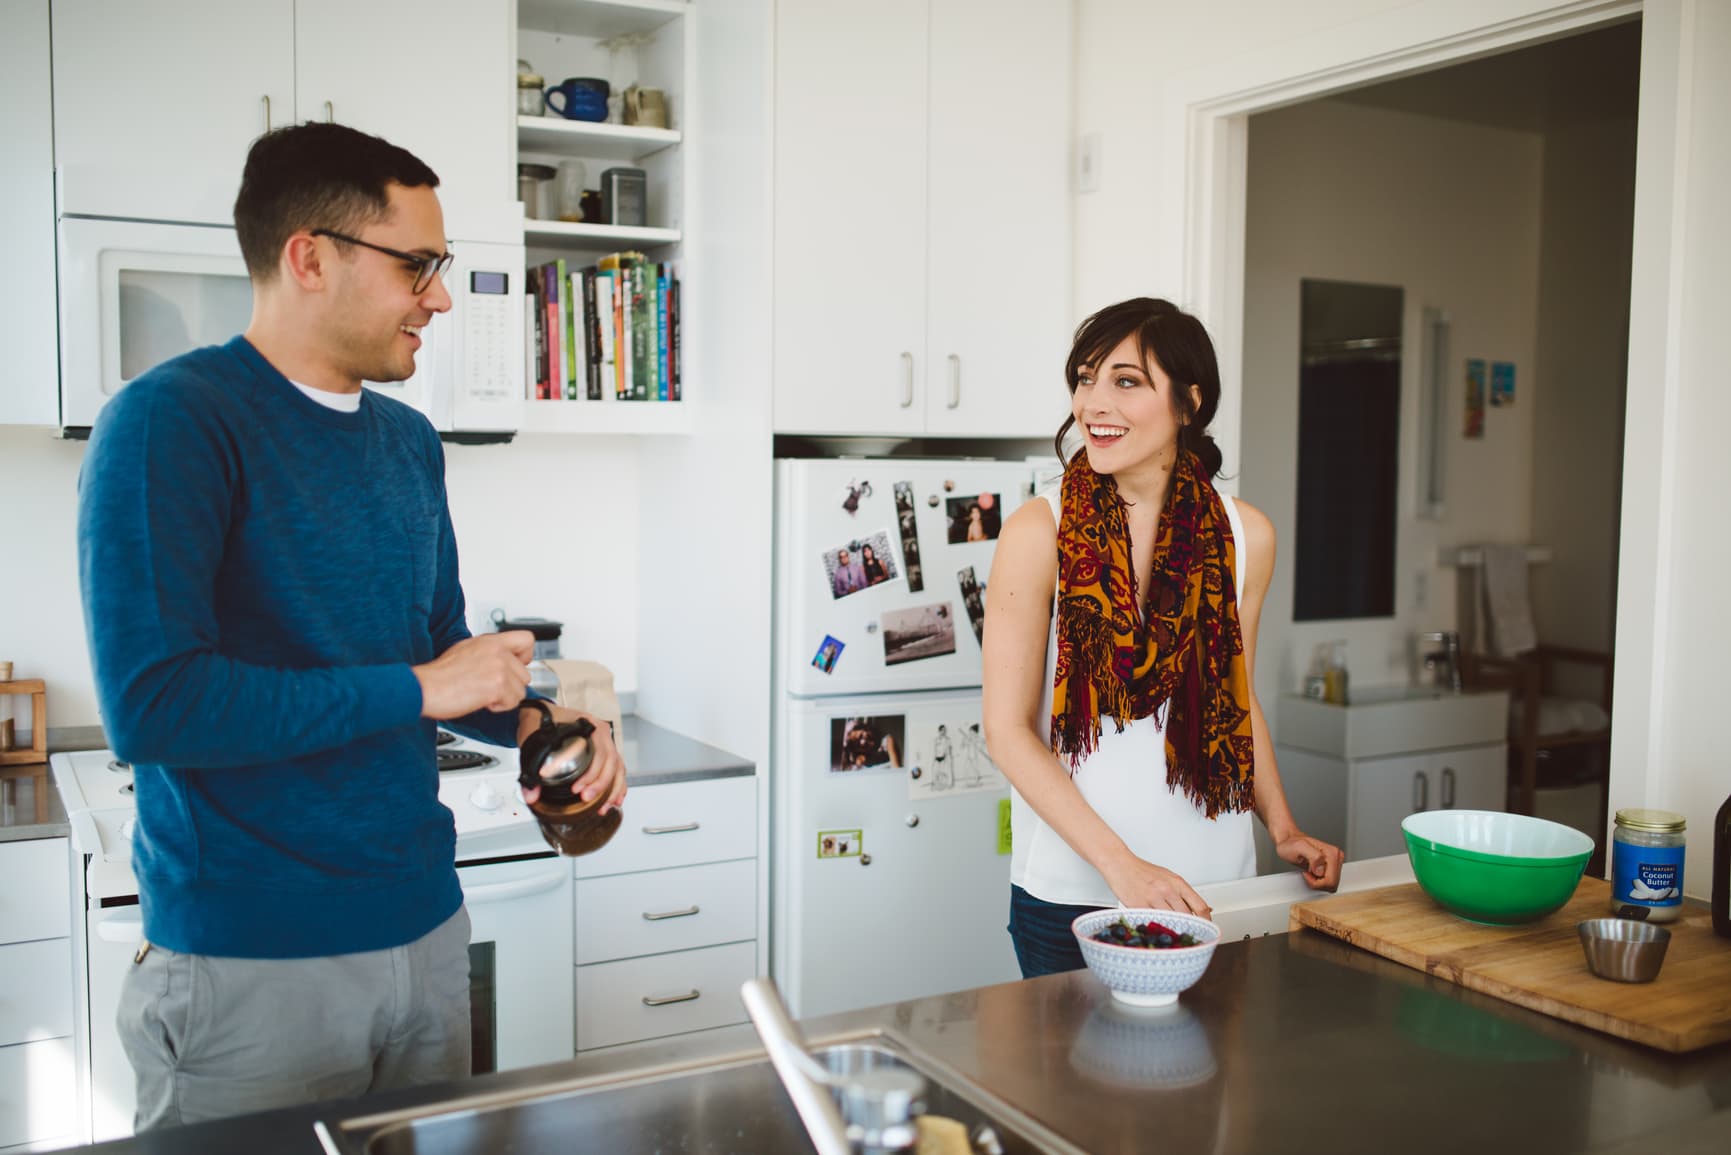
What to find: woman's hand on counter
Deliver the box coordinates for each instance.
[1274,831,1345,891]
[1101,855,1213,919]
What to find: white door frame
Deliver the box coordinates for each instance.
[1169,0,1686,822]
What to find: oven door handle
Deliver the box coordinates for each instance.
[96,909,144,944]
[460,868,567,906]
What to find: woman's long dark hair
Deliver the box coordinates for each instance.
[1054,297,1225,478]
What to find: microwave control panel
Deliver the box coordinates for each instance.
[463,269,516,402]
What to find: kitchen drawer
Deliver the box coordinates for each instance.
[0,840,69,945]
[576,777,756,879]
[0,940,72,1047]
[575,941,756,1051]
[576,859,756,965]
[0,1035,75,1148]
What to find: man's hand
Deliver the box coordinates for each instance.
[518,704,628,816]
[413,631,535,719]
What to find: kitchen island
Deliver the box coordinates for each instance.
[72,925,1731,1154]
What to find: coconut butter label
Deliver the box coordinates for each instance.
[1612,843,1685,908]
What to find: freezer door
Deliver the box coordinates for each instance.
[775,691,1020,1019]
[778,459,1054,697]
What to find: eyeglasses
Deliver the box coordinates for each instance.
[310,228,455,294]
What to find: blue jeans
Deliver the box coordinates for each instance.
[1007,885,1109,979]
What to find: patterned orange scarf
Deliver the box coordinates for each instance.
[1050,449,1255,817]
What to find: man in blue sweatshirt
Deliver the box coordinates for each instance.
[76,122,627,1130]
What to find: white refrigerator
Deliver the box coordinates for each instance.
[771,457,1058,1018]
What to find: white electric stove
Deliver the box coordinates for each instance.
[50,730,575,1145]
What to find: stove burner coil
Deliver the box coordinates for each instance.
[437,749,497,773]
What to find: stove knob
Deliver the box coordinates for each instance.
[469,783,504,813]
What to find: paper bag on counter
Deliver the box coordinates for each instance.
[543,660,624,736]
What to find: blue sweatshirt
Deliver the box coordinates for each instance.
[77,337,519,958]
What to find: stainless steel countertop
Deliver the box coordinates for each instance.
[77,931,1731,1154]
[0,761,68,841]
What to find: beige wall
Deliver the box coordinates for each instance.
[1530,116,1638,658]
[1241,98,1545,710]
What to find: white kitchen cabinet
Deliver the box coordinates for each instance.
[571,774,757,1051]
[50,0,295,227]
[772,0,1072,438]
[0,839,75,1151]
[50,0,513,242]
[0,0,60,426]
[1275,690,1510,862]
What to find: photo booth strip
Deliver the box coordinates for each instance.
[893,481,924,592]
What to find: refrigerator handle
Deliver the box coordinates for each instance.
[899,352,915,408]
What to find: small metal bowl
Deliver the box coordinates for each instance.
[1577,918,1671,983]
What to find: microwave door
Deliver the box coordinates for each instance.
[58,217,250,427]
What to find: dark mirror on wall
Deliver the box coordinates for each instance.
[1293,279,1402,621]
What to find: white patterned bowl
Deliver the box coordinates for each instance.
[1072,909,1221,1008]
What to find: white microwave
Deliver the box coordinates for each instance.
[56,216,525,432]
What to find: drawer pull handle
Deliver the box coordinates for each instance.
[643,905,700,921]
[643,989,701,1007]
[643,822,700,835]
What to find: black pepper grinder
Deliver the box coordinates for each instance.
[1713,788,1731,939]
[517,699,622,857]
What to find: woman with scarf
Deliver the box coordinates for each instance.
[982,298,1344,977]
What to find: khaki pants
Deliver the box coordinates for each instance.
[117,905,472,1131]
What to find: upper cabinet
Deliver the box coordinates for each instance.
[772,0,1074,438]
[0,0,59,426]
[50,0,514,243]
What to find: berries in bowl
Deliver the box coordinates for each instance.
[1071,908,1221,1009]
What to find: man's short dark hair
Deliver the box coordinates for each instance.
[233,122,440,280]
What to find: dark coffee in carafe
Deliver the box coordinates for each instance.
[517,699,622,856]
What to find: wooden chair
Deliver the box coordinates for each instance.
[1461,645,1614,821]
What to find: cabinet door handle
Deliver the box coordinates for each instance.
[324,100,335,123]
[1441,766,1456,809]
[642,905,700,921]
[899,352,914,408]
[261,94,271,132]
[1411,770,1429,813]
[642,989,701,1007]
[643,821,700,835]
[947,354,961,409]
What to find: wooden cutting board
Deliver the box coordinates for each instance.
[1290,878,1731,1053]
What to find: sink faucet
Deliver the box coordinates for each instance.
[741,978,926,1155]
[1418,630,1463,692]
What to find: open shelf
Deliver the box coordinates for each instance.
[517,116,681,161]
[524,220,681,250]
[517,0,688,39]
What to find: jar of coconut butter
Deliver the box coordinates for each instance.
[1610,809,1686,922]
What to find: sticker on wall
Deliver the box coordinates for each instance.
[817,829,863,859]
[945,493,1001,543]
[1490,361,1516,408]
[957,566,986,646]
[997,797,1013,856]
[893,482,926,592]
[881,601,956,666]
[907,721,1006,801]
[822,529,899,600]
[840,478,873,516]
[830,715,905,773]
[810,635,845,674]
[1464,358,1487,439]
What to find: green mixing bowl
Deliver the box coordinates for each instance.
[1401,810,1593,925]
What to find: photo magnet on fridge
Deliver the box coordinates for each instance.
[830,715,906,773]
[945,493,1001,543]
[817,829,863,859]
[881,601,956,666]
[822,530,898,600]
[810,635,845,674]
[907,721,1006,800]
[957,565,986,645]
[892,481,925,592]
[840,478,873,516]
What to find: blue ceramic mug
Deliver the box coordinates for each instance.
[544,77,609,122]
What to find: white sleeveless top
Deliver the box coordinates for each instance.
[1010,482,1258,906]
